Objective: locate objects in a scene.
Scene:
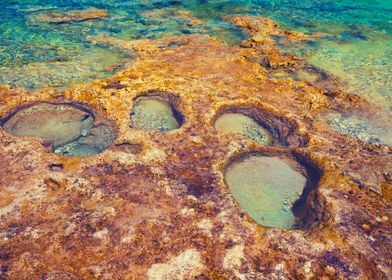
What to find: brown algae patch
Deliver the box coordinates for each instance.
[1,103,115,156]
[225,154,308,229]
[215,113,272,145]
[131,96,182,132]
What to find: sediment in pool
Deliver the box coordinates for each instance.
[215,113,272,145]
[1,103,116,156]
[131,95,182,132]
[225,153,318,229]
[214,107,308,147]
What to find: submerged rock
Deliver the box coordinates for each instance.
[140,8,204,27]
[34,8,108,24]
[54,124,116,156]
[326,112,392,145]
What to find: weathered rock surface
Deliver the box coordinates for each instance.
[0,15,390,279]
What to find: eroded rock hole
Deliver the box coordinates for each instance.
[1,103,115,156]
[225,153,319,229]
[131,96,182,132]
[214,108,307,147]
[215,113,272,145]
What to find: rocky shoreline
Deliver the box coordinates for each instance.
[0,15,390,279]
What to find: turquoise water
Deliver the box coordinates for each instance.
[0,1,391,139]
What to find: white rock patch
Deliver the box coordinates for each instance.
[147,248,204,280]
[223,244,244,270]
[197,218,213,237]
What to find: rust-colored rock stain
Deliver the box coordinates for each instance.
[0,15,391,279]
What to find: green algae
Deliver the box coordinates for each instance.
[2,103,115,156]
[131,97,180,132]
[215,113,272,145]
[225,154,307,229]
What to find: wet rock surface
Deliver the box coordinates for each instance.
[0,15,391,279]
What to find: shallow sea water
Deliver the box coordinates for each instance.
[0,1,390,96]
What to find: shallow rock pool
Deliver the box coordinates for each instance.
[2,103,115,156]
[225,154,308,229]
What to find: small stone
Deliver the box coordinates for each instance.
[252,34,265,43]
[362,224,371,230]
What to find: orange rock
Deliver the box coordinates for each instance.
[0,14,391,279]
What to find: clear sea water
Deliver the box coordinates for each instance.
[0,0,391,141]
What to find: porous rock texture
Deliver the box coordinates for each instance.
[0,15,391,279]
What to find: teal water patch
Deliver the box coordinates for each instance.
[250,1,392,116]
[225,154,307,229]
[1,103,115,156]
[308,40,392,114]
[131,96,181,132]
